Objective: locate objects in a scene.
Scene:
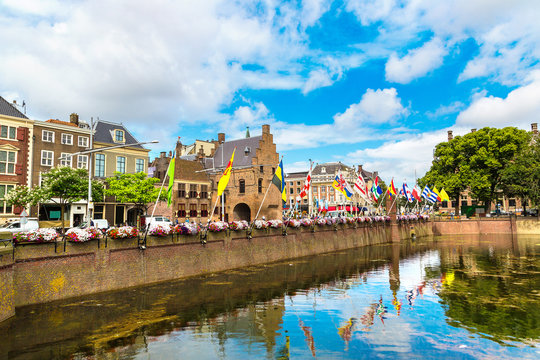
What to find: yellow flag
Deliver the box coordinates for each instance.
[217,148,235,196]
[440,188,450,202]
[433,186,441,202]
[166,158,175,207]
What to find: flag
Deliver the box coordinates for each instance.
[389,179,397,197]
[332,171,353,200]
[371,176,383,200]
[412,185,422,201]
[217,148,235,196]
[433,186,442,202]
[402,183,413,202]
[299,167,312,198]
[272,159,287,204]
[354,174,367,196]
[428,186,439,203]
[439,188,450,202]
[166,158,175,207]
[421,186,431,200]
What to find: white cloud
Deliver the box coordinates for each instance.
[300,0,332,28]
[333,88,406,128]
[302,69,334,94]
[456,70,540,129]
[345,0,397,26]
[385,38,446,84]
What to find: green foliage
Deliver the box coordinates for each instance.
[5,185,40,208]
[105,172,165,212]
[421,127,531,210]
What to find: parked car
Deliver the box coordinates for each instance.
[144,216,172,228]
[0,218,40,233]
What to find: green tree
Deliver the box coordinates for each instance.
[38,167,104,232]
[105,172,165,217]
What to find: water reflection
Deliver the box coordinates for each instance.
[1,235,539,359]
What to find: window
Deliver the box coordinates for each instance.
[297,181,301,185]
[42,130,54,142]
[509,199,516,207]
[260,166,264,173]
[95,154,105,177]
[200,185,208,199]
[77,155,88,169]
[0,125,16,140]
[290,182,294,186]
[290,188,293,194]
[461,201,468,207]
[61,133,73,145]
[303,199,307,204]
[116,156,126,173]
[451,201,457,208]
[189,184,198,198]
[201,204,208,217]
[272,167,275,175]
[0,184,15,214]
[115,130,124,142]
[59,153,72,167]
[0,150,16,174]
[189,204,197,217]
[321,187,326,193]
[297,188,301,193]
[94,205,104,219]
[258,178,263,193]
[461,194,468,200]
[178,183,186,198]
[442,201,448,208]
[78,136,89,148]
[135,158,145,173]
[239,179,245,193]
[41,150,53,166]
[177,204,186,217]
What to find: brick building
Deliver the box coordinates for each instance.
[31,114,92,225]
[0,96,33,222]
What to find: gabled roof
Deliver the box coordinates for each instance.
[45,119,78,127]
[94,120,144,149]
[210,135,263,168]
[312,162,352,175]
[285,171,308,179]
[0,96,28,119]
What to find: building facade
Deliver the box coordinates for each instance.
[92,120,151,226]
[0,96,34,222]
[31,114,92,225]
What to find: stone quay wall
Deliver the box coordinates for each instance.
[2,216,539,323]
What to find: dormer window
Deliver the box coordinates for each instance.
[114,129,125,143]
[321,167,326,173]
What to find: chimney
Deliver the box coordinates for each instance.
[160,151,166,158]
[532,123,538,134]
[262,124,270,135]
[447,130,453,141]
[70,113,79,125]
[169,151,172,157]
[12,100,16,105]
[471,128,476,133]
[357,165,363,173]
[175,137,182,157]
[218,133,225,144]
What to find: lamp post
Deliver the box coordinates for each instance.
[58,139,159,222]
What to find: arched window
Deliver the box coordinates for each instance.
[239,179,245,193]
[258,178,263,193]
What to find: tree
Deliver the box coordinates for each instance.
[5,185,40,211]
[105,172,166,217]
[39,167,104,232]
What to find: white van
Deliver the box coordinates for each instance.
[145,216,172,227]
[77,219,109,230]
[0,218,39,233]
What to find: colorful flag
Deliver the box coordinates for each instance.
[389,179,397,197]
[428,187,439,203]
[166,158,175,207]
[332,171,353,200]
[217,148,235,197]
[299,167,312,198]
[371,176,383,200]
[433,186,442,202]
[402,183,413,202]
[353,173,367,197]
[272,159,287,204]
[439,188,450,202]
[412,185,422,201]
[421,186,431,200]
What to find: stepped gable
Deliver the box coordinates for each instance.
[0,96,28,119]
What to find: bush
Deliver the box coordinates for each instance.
[66,227,100,242]
[173,223,199,235]
[253,219,268,229]
[268,220,283,228]
[148,224,171,237]
[208,221,228,232]
[107,226,139,239]
[13,228,59,243]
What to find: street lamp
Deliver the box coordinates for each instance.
[58,139,159,222]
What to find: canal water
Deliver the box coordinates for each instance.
[1,234,539,359]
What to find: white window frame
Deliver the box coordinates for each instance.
[116,156,126,173]
[0,150,17,174]
[61,133,73,145]
[114,129,125,143]
[42,130,55,142]
[78,136,89,148]
[135,158,145,173]
[0,184,15,214]
[77,154,88,169]
[60,152,72,167]
[41,150,54,166]
[0,125,16,140]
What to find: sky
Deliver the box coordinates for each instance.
[1,0,540,183]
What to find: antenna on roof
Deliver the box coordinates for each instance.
[11,99,27,114]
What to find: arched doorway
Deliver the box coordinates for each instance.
[233,203,251,221]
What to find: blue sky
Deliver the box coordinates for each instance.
[1,0,540,182]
